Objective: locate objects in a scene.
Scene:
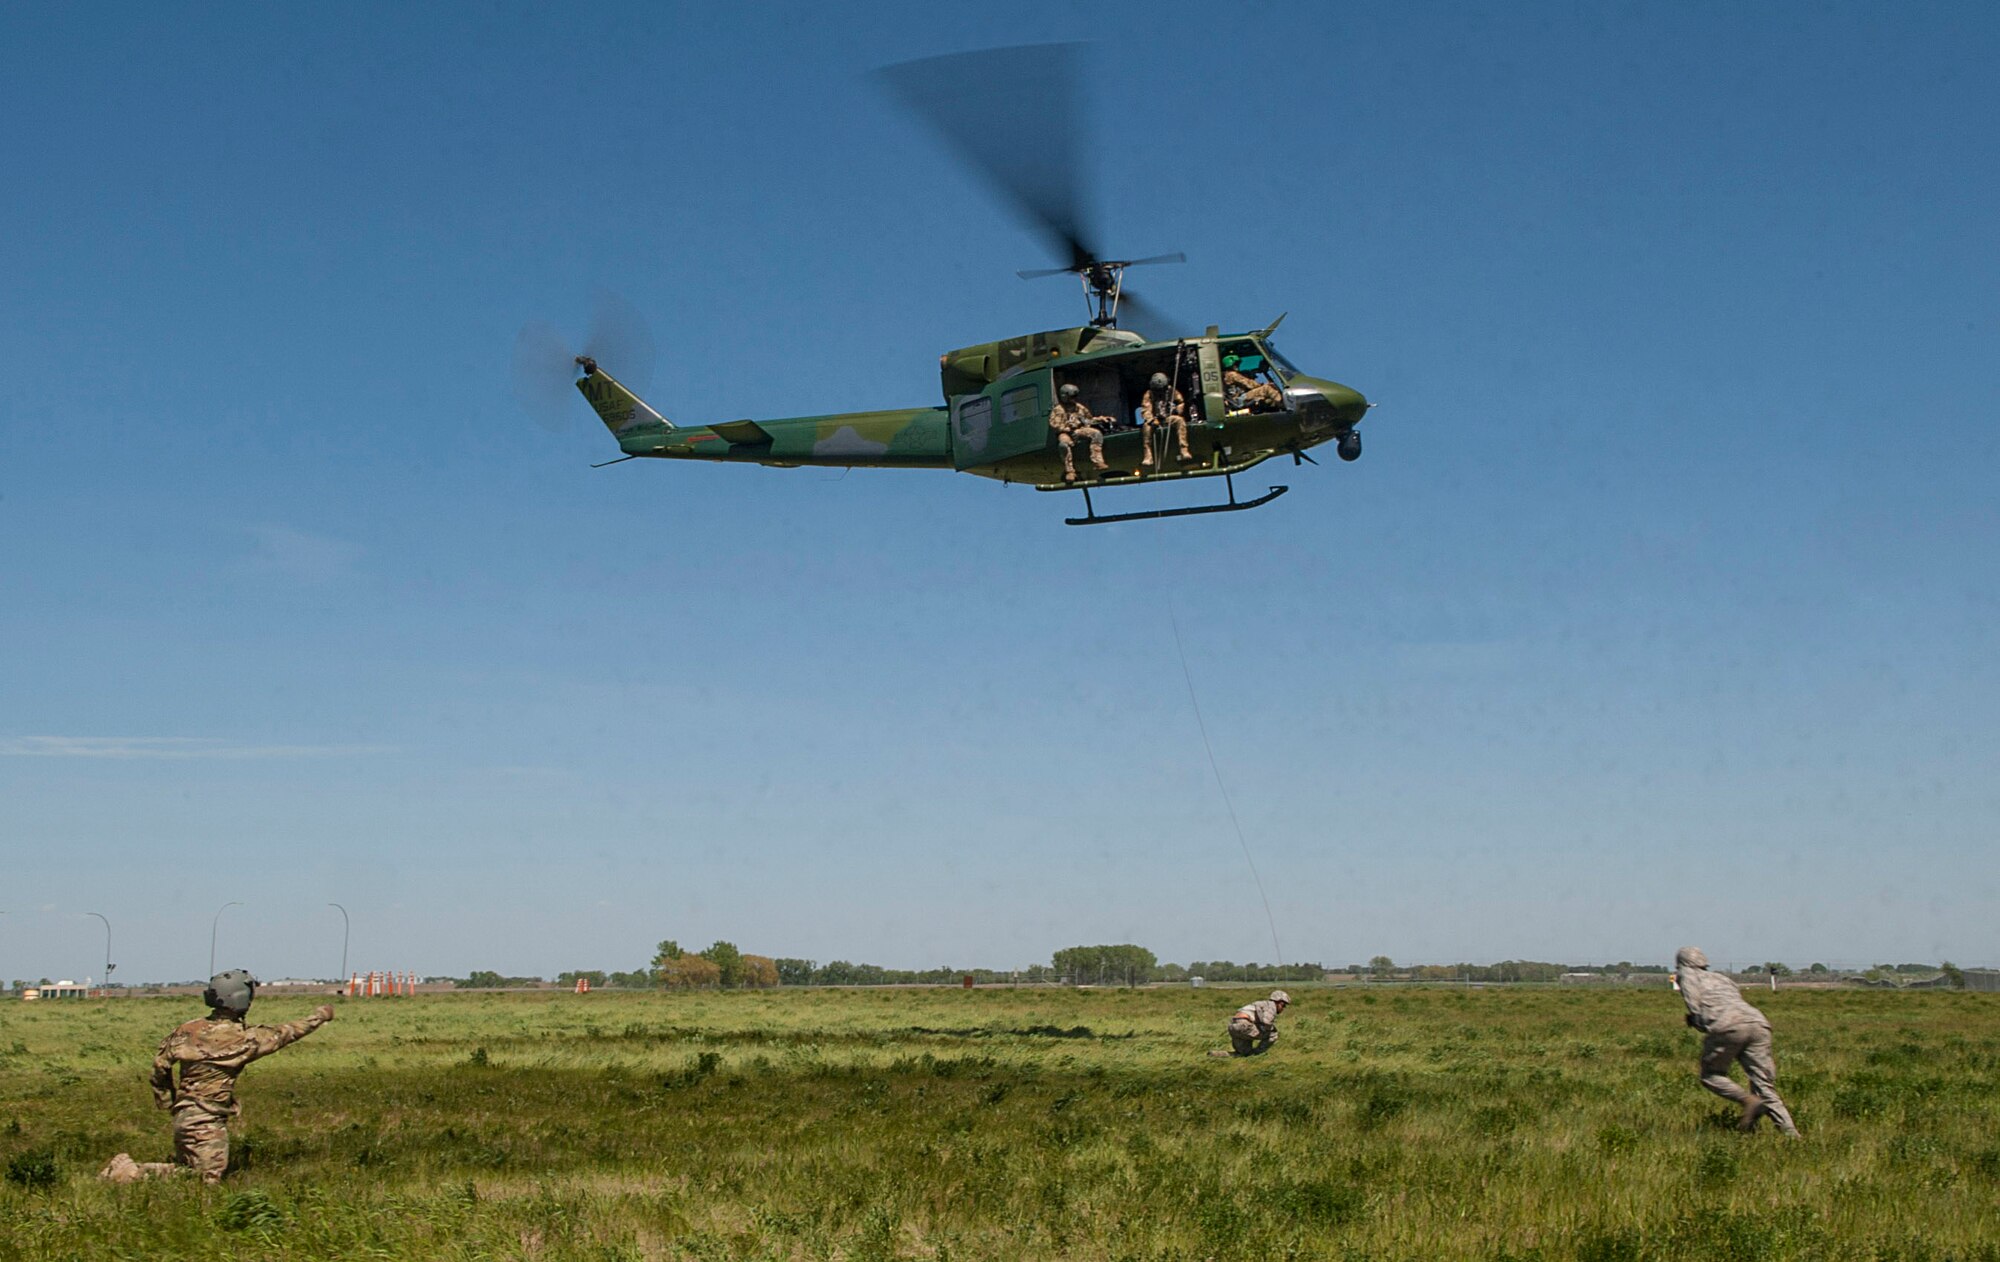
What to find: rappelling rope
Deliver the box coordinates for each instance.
[1167,593,1285,969]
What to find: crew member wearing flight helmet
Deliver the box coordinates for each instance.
[104,970,335,1184]
[1049,382,1109,482]
[1222,351,1284,413]
[1139,372,1193,467]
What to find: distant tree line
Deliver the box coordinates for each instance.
[452,949,1974,992]
[1180,960,1328,984]
[652,941,779,989]
[1371,960,1671,984]
[457,970,548,989]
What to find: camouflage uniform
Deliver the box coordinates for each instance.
[1140,385,1192,465]
[1048,398,1108,480]
[1218,997,1285,1057]
[147,1006,333,1183]
[1675,947,1798,1136]
[1224,369,1284,413]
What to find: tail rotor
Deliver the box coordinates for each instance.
[509,291,656,433]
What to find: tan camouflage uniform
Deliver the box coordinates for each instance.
[1224,369,1284,413]
[1223,998,1283,1057]
[1140,385,1192,465]
[145,1006,334,1183]
[1048,398,1108,480]
[1675,947,1798,1136]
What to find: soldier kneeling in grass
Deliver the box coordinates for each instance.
[100,969,334,1185]
[1209,990,1290,1058]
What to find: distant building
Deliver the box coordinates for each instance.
[26,980,89,1000]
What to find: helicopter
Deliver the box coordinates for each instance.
[546,45,1371,526]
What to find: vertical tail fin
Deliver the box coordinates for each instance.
[573,358,673,436]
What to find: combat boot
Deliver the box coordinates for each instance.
[1737,1098,1767,1132]
[99,1154,142,1184]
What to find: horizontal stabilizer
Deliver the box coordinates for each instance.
[709,419,774,445]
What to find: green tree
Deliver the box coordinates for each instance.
[774,958,817,986]
[1051,945,1157,987]
[658,955,721,989]
[740,954,780,988]
[1809,963,1829,974]
[701,941,744,988]
[1369,955,1396,977]
[1942,961,1966,989]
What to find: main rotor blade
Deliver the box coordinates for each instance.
[1115,288,1191,343]
[874,44,1096,269]
[1019,251,1184,281]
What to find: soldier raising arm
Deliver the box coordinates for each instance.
[107,970,335,1184]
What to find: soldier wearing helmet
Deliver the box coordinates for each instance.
[1139,371,1193,468]
[1048,382,1109,482]
[109,970,335,1183]
[1222,352,1284,414]
[1673,947,1799,1136]
[1211,989,1291,1058]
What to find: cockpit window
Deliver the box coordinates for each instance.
[1256,341,1300,380]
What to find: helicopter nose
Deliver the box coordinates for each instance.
[1286,378,1370,429]
[1318,383,1369,427]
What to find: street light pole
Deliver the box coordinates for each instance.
[328,903,349,983]
[85,912,113,992]
[209,901,243,977]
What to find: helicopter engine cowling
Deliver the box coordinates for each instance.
[938,326,1144,399]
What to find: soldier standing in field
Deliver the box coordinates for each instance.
[1139,372,1193,468]
[1049,383,1108,482]
[1209,990,1290,1057]
[102,970,334,1184]
[1673,947,1799,1136]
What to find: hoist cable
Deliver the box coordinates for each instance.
[1167,594,1285,969]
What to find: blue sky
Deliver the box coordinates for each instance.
[2,3,1995,983]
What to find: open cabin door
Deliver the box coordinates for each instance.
[950,367,1053,471]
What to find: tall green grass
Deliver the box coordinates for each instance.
[3,986,1997,1259]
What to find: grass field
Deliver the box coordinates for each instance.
[3,985,1997,1260]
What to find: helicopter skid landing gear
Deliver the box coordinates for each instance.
[1065,472,1289,526]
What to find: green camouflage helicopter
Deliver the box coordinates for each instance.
[548,46,1371,526]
